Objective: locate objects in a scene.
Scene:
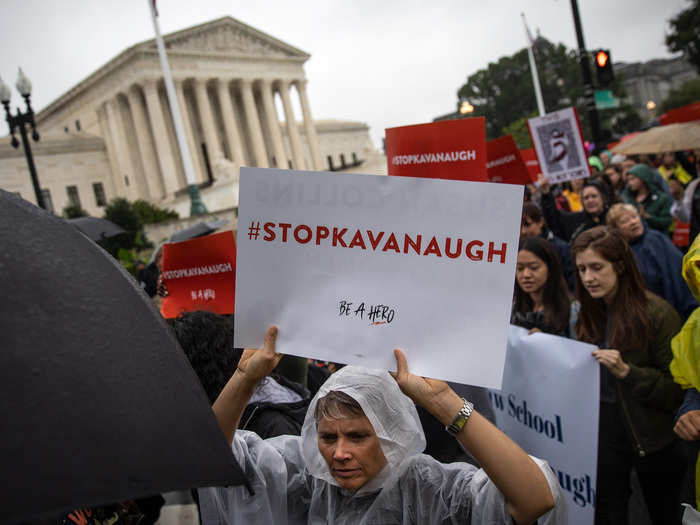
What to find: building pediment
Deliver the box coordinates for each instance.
[150,17,309,60]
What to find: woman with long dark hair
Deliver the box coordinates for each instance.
[572,226,685,524]
[512,236,576,337]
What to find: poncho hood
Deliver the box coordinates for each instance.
[300,365,426,496]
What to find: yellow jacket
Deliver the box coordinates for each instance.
[670,234,700,507]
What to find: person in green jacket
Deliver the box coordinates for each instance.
[622,163,673,233]
[572,226,685,525]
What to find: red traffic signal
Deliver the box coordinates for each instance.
[596,50,609,68]
[594,49,614,87]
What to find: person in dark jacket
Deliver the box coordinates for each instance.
[521,201,575,291]
[607,203,698,321]
[538,174,611,241]
[572,226,685,525]
[512,236,577,338]
[622,163,673,233]
[167,311,311,439]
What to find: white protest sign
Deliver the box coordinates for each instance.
[234,168,523,387]
[528,107,589,183]
[490,326,599,525]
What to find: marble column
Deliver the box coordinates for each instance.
[277,80,306,170]
[142,79,180,195]
[239,78,268,168]
[97,104,125,198]
[294,79,323,170]
[193,77,223,167]
[174,79,206,184]
[216,78,245,167]
[259,79,288,169]
[105,97,138,199]
[126,86,164,199]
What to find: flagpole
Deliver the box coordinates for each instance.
[521,13,546,117]
[148,0,207,216]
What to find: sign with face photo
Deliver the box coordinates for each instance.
[527,107,590,184]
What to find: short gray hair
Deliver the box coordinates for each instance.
[314,390,364,423]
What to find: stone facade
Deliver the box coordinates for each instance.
[0,133,112,216]
[615,56,698,117]
[0,16,381,217]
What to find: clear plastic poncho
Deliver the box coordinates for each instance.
[198,365,566,524]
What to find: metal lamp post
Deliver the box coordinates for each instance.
[0,69,44,209]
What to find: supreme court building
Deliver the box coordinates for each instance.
[0,16,380,217]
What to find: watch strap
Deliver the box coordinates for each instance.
[446,398,473,436]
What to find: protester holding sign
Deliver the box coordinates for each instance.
[512,236,577,338]
[199,327,565,524]
[539,174,611,242]
[571,226,685,525]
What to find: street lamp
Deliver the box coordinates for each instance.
[0,68,44,209]
[459,100,474,115]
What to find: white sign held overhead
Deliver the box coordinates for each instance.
[234,168,523,387]
[528,107,590,184]
[491,326,599,525]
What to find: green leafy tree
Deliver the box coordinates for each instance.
[660,78,700,112]
[132,199,179,225]
[98,198,150,257]
[502,114,535,149]
[98,198,179,260]
[457,36,640,143]
[62,204,89,218]
[666,0,700,73]
[457,38,586,139]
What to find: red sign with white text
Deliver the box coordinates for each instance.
[519,148,541,182]
[161,231,236,318]
[385,118,487,182]
[486,135,531,185]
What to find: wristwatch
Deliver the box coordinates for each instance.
[446,398,474,436]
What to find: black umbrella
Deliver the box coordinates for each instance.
[0,191,246,523]
[169,219,228,243]
[68,216,126,241]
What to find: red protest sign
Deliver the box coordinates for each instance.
[519,148,541,182]
[486,135,531,185]
[673,219,691,248]
[161,230,236,318]
[385,118,487,182]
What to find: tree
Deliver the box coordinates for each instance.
[456,36,641,143]
[62,204,89,218]
[132,199,179,225]
[457,38,586,139]
[666,0,700,74]
[502,114,535,149]
[660,78,700,112]
[98,198,147,258]
[97,198,179,259]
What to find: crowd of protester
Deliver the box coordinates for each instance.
[53,149,700,525]
[514,148,700,524]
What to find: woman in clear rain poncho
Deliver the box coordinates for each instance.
[200,327,565,524]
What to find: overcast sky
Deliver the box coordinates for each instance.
[0,0,687,147]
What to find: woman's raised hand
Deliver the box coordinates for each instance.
[236,326,282,385]
[391,348,461,426]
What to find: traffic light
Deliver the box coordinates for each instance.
[594,49,614,87]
